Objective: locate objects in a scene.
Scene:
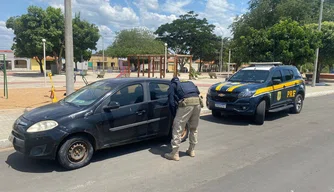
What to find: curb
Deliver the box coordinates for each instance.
[0,139,12,149]
[0,91,333,150]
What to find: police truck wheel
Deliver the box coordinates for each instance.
[290,94,303,114]
[57,136,94,170]
[254,100,266,125]
[212,110,221,118]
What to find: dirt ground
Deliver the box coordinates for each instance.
[0,87,82,109]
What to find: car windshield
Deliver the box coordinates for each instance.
[62,81,115,107]
[228,70,270,83]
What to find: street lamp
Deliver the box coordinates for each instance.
[312,0,324,87]
[42,38,46,87]
[164,43,167,78]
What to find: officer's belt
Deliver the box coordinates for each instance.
[179,97,200,107]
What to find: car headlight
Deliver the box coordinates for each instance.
[238,90,255,98]
[27,120,58,133]
[207,88,212,96]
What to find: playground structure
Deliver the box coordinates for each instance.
[0,54,8,99]
[127,54,193,79]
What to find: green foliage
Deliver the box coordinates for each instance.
[6,6,99,73]
[73,13,100,62]
[230,0,334,68]
[154,11,219,71]
[106,28,164,57]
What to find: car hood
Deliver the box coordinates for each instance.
[210,81,265,93]
[22,102,81,123]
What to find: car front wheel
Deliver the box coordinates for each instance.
[57,136,94,170]
[254,100,266,125]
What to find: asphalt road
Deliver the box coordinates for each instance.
[1,94,334,192]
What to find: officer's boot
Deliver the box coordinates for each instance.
[164,148,180,161]
[186,144,195,157]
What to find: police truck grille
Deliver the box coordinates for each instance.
[213,92,238,103]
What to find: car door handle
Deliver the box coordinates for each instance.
[136,110,146,115]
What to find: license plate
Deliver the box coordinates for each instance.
[8,134,14,143]
[215,103,226,108]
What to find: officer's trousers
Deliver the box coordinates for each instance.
[171,104,201,149]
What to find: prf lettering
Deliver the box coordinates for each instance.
[287,90,296,98]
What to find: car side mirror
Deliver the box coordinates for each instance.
[103,101,120,111]
[272,79,281,85]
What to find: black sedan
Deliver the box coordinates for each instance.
[8,78,189,170]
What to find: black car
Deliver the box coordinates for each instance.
[207,64,305,124]
[8,78,189,169]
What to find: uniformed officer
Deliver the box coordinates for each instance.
[164,76,202,161]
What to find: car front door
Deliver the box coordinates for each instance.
[270,69,286,108]
[147,81,172,137]
[98,83,149,145]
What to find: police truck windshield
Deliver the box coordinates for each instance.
[228,70,270,83]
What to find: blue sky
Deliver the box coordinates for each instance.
[0,0,249,51]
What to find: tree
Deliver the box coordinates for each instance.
[6,6,52,73]
[106,28,164,58]
[306,22,334,83]
[154,11,218,71]
[73,13,100,64]
[6,6,100,73]
[230,0,334,67]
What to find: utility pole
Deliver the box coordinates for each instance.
[312,0,324,87]
[219,37,223,72]
[102,35,105,71]
[42,39,46,87]
[65,0,74,95]
[164,43,167,78]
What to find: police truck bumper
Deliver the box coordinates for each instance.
[206,96,257,116]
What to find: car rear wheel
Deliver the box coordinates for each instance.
[254,100,266,125]
[57,136,94,170]
[181,124,189,142]
[290,94,303,114]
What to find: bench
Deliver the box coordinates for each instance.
[97,71,105,78]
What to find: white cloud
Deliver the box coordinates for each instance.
[163,0,192,15]
[0,21,14,50]
[42,0,140,28]
[203,0,238,37]
[140,12,178,29]
[134,0,159,11]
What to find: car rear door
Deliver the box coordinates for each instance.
[98,83,149,145]
[147,81,172,137]
[282,69,297,104]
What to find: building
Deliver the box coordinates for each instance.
[0,50,31,70]
[30,56,58,71]
[88,54,119,71]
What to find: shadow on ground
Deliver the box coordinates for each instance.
[200,110,290,126]
[5,139,172,173]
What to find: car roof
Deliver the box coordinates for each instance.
[242,66,274,71]
[99,77,170,84]
[242,65,297,71]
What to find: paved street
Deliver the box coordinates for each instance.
[0,94,333,192]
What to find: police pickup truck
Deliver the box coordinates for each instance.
[206,65,305,125]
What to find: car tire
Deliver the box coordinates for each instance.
[254,100,266,125]
[57,136,94,170]
[181,124,189,142]
[212,110,221,118]
[164,123,189,143]
[290,94,304,114]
